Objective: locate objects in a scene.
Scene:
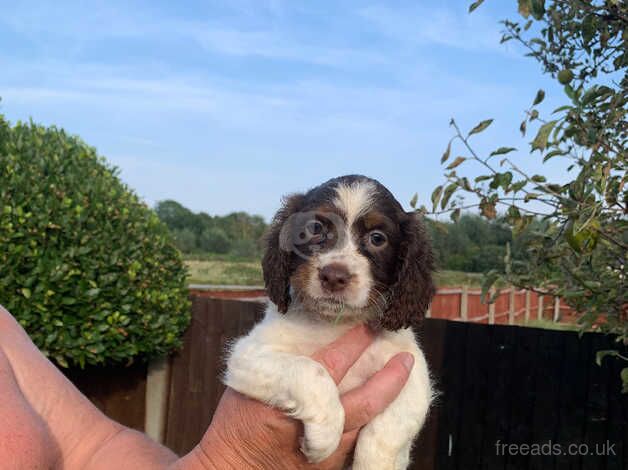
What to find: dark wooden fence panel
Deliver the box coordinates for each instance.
[65,362,147,432]
[432,320,627,470]
[164,297,265,455]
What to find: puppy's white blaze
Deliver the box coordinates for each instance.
[333,180,375,226]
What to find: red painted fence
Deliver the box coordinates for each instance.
[189,284,580,326]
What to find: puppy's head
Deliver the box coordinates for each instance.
[262,175,435,330]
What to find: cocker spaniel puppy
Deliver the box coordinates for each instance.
[225,175,435,469]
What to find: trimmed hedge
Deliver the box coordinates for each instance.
[0,115,190,367]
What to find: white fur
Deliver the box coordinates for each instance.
[333,180,375,226]
[224,304,433,469]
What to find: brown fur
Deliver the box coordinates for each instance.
[370,211,435,330]
[261,193,304,313]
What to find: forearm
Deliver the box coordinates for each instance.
[0,306,177,469]
[82,426,178,470]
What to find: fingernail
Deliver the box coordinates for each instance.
[400,353,414,372]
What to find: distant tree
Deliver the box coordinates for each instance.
[198,227,232,254]
[229,238,260,259]
[171,228,197,254]
[155,200,197,232]
[421,0,627,390]
[156,201,267,258]
[426,215,512,273]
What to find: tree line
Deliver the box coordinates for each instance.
[156,199,527,272]
[155,200,267,259]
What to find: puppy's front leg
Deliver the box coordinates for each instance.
[225,340,344,463]
[351,354,432,470]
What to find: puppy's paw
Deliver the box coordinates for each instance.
[300,402,345,463]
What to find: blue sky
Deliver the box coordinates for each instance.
[0,0,566,220]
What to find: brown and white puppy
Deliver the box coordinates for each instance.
[225,175,435,469]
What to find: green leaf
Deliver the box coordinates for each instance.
[431,185,443,212]
[490,147,517,157]
[558,69,574,85]
[441,183,458,210]
[86,288,101,297]
[481,269,500,303]
[531,120,557,151]
[511,181,527,192]
[581,14,596,44]
[531,175,546,183]
[520,120,527,136]
[468,119,493,136]
[409,193,418,209]
[532,89,545,105]
[596,350,620,366]
[441,141,452,164]
[530,0,545,20]
[20,287,32,299]
[450,208,461,223]
[54,355,69,368]
[475,175,491,182]
[621,368,628,393]
[518,0,531,18]
[543,149,566,162]
[507,206,521,221]
[468,0,484,13]
[501,172,513,190]
[446,156,466,170]
[552,105,572,114]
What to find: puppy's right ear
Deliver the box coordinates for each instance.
[262,194,304,313]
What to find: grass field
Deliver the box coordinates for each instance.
[186,259,263,285]
[185,258,487,287]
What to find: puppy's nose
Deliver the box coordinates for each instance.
[319,263,351,292]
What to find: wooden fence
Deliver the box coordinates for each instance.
[190,284,579,326]
[426,287,578,325]
[67,296,627,469]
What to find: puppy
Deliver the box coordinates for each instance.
[225,175,435,469]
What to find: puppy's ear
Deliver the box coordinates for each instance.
[262,194,304,313]
[378,212,435,330]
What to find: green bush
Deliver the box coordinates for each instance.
[0,115,190,367]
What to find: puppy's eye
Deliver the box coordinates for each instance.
[368,230,387,247]
[306,220,323,236]
[305,220,325,242]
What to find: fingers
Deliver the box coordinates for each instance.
[341,352,414,432]
[311,324,375,384]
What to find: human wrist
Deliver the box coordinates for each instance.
[169,426,255,470]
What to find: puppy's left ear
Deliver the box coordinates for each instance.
[262,194,304,313]
[378,212,435,330]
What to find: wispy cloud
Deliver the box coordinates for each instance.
[358,4,507,53]
[0,0,552,218]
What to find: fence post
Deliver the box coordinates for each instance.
[508,288,515,325]
[460,285,468,321]
[537,295,544,320]
[524,290,531,323]
[553,297,561,322]
[145,356,171,444]
[488,288,495,325]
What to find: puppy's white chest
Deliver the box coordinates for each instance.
[253,311,421,394]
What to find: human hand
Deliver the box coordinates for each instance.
[175,324,414,470]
